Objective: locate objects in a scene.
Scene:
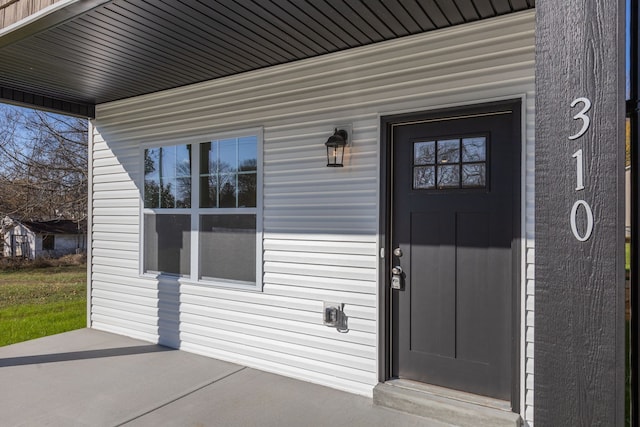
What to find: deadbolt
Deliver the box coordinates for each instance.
[393,247,403,257]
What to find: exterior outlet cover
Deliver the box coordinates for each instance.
[323,302,342,327]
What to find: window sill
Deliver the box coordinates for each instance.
[140,272,262,292]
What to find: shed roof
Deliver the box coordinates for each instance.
[18,219,85,235]
[0,0,534,117]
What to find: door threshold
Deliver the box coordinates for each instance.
[373,380,521,427]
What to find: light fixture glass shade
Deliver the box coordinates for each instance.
[325,128,348,167]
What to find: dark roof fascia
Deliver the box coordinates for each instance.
[0,0,112,118]
[0,85,95,118]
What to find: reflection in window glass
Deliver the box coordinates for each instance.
[200,136,257,208]
[438,165,460,188]
[144,145,192,208]
[437,139,460,164]
[414,141,436,165]
[219,173,237,208]
[413,166,435,189]
[239,137,258,172]
[412,136,488,190]
[219,139,237,174]
[462,164,486,187]
[143,134,260,288]
[462,137,486,162]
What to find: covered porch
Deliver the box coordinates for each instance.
[0,328,442,426]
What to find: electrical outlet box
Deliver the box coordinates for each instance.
[323,302,342,327]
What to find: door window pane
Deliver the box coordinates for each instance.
[414,141,436,165]
[437,165,460,188]
[413,166,435,189]
[437,139,460,164]
[412,135,487,190]
[462,137,486,162]
[462,164,486,187]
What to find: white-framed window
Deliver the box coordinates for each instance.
[141,129,263,290]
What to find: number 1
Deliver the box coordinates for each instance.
[572,149,584,191]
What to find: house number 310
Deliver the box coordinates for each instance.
[569,97,594,242]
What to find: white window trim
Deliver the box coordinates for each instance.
[139,127,264,292]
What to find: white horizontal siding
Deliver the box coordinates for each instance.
[90,10,535,418]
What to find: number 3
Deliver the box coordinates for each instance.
[569,97,591,140]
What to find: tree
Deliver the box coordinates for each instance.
[0,104,88,221]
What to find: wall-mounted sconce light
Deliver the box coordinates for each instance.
[325,128,348,167]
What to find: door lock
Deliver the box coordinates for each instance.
[391,266,404,290]
[393,247,403,257]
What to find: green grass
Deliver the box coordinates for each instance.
[0,265,86,347]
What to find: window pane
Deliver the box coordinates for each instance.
[238,173,257,207]
[219,174,237,208]
[200,214,256,283]
[144,214,190,276]
[200,137,257,209]
[144,145,191,208]
[413,166,435,189]
[219,139,237,173]
[160,180,176,208]
[200,142,213,175]
[238,136,257,172]
[414,141,435,165]
[462,137,486,162]
[437,139,460,164]
[144,148,161,208]
[200,175,218,208]
[462,164,486,188]
[437,165,460,188]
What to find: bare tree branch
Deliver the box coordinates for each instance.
[0,105,88,222]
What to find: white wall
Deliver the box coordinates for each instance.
[2,223,35,258]
[91,10,535,424]
[37,234,86,258]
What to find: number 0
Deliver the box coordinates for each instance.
[570,200,594,242]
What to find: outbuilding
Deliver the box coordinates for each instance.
[1,216,86,259]
[0,1,628,426]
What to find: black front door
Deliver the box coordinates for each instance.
[389,101,520,401]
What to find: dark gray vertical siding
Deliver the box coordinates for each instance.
[534,0,625,424]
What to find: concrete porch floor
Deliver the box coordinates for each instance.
[0,329,442,426]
